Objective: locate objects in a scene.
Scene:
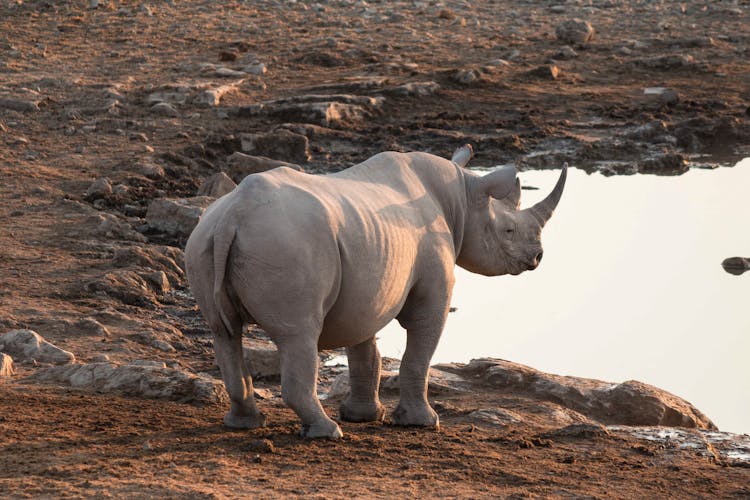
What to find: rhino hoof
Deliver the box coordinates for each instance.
[391,404,440,429]
[339,400,386,423]
[300,419,343,439]
[223,412,267,429]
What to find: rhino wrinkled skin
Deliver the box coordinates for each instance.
[185,145,567,438]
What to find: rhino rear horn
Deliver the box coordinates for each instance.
[527,163,568,224]
[451,144,473,168]
[480,165,517,201]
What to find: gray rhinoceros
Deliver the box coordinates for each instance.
[185,145,566,438]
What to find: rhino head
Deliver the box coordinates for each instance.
[457,162,567,276]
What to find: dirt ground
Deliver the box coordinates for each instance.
[1,0,749,497]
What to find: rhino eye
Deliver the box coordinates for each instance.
[505,228,514,234]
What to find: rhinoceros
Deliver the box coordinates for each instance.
[185,145,566,438]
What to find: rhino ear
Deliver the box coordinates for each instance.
[502,178,522,210]
[480,165,517,201]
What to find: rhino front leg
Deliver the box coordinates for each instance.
[278,336,343,439]
[214,331,267,429]
[339,337,385,423]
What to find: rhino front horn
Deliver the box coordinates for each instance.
[528,163,568,224]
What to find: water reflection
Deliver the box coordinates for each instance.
[376,158,750,434]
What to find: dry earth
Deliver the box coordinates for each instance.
[1,0,750,497]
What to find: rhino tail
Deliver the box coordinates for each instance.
[212,223,238,337]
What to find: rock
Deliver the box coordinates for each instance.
[0,330,76,365]
[453,69,480,85]
[385,81,440,97]
[638,154,688,175]
[29,362,227,404]
[196,172,237,198]
[467,408,522,426]
[132,160,165,180]
[201,80,247,107]
[237,94,384,128]
[542,423,611,440]
[438,359,715,429]
[86,270,159,307]
[215,66,246,78]
[243,62,267,75]
[0,353,14,377]
[85,177,113,200]
[90,213,147,242]
[151,102,179,117]
[111,246,185,285]
[245,439,274,453]
[75,318,111,338]
[242,338,281,379]
[526,65,560,80]
[554,46,578,60]
[0,91,43,112]
[91,353,110,363]
[143,271,170,294]
[721,257,750,276]
[239,130,311,164]
[610,426,750,468]
[555,19,595,44]
[145,196,214,237]
[622,120,669,140]
[642,87,679,106]
[226,152,301,182]
[636,54,696,70]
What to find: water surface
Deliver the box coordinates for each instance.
[376,158,750,434]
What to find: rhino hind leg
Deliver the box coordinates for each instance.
[339,337,386,423]
[277,335,343,439]
[214,328,267,429]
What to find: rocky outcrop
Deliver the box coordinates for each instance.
[29,361,226,404]
[0,330,76,365]
[435,358,715,429]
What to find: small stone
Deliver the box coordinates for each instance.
[219,50,238,62]
[215,67,246,78]
[75,318,111,338]
[636,54,695,70]
[638,154,688,175]
[527,65,560,80]
[643,87,679,106]
[85,178,113,200]
[554,46,578,60]
[129,132,149,142]
[721,257,750,276]
[245,439,274,453]
[91,353,110,363]
[555,19,595,45]
[243,62,267,76]
[486,59,510,67]
[453,69,480,85]
[151,102,179,117]
[133,161,165,180]
[438,9,456,20]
